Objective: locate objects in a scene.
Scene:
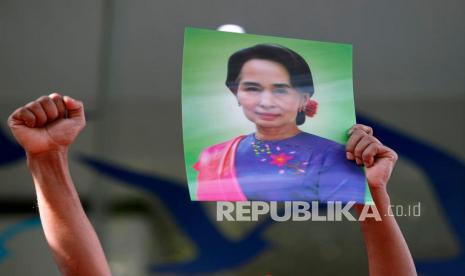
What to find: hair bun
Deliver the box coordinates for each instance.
[305,99,318,117]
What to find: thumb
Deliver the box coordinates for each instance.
[63,96,85,121]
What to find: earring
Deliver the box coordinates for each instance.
[296,110,306,125]
[238,102,241,106]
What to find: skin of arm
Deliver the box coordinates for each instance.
[346,124,417,276]
[7,94,111,276]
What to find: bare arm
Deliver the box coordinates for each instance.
[357,187,416,276]
[346,124,417,276]
[8,94,111,276]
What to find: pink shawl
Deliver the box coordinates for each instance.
[192,136,247,201]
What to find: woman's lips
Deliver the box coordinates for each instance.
[256,112,280,121]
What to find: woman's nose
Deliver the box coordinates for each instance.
[258,91,276,108]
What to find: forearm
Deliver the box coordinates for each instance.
[27,150,111,276]
[357,188,416,276]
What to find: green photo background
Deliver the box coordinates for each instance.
[182,27,371,203]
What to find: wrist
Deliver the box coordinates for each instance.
[27,147,68,159]
[26,147,80,207]
[369,186,390,204]
[27,149,69,171]
[365,187,392,219]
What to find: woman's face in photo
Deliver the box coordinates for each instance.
[236,59,305,130]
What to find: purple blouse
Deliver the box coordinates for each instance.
[235,132,366,203]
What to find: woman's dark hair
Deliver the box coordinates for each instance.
[225,44,314,96]
[225,43,314,125]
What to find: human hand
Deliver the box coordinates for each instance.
[346,124,398,192]
[7,93,86,156]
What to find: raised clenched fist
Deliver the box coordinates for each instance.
[346,124,398,190]
[7,93,86,156]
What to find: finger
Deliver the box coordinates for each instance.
[349,124,373,136]
[38,96,59,123]
[377,145,398,163]
[370,136,381,144]
[49,93,66,119]
[25,101,47,127]
[346,151,355,160]
[10,107,36,128]
[354,135,379,160]
[346,129,367,154]
[354,124,373,135]
[63,96,85,123]
[361,143,379,167]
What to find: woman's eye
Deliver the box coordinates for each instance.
[244,86,260,92]
[274,88,288,94]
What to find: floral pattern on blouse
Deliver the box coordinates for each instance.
[251,138,310,175]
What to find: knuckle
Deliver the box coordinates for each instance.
[366,136,377,144]
[351,125,361,131]
[12,107,22,116]
[38,95,49,102]
[371,136,381,144]
[51,93,61,101]
[350,129,362,139]
[25,102,35,109]
[354,129,365,135]
[50,92,62,97]
[43,97,54,106]
[17,107,26,117]
[30,102,43,111]
[20,108,30,117]
[360,135,370,142]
